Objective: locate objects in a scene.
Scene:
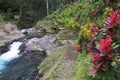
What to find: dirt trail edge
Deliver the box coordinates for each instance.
[39,44,78,80]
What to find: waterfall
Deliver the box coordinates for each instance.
[0,42,22,72]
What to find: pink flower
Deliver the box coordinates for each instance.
[92,24,101,32]
[89,68,97,74]
[105,11,120,28]
[75,45,81,52]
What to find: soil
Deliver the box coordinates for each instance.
[53,46,78,80]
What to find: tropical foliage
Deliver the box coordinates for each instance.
[47,0,120,79]
[74,1,120,79]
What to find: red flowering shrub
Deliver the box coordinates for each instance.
[105,10,120,28]
[74,1,120,76]
[88,36,113,74]
[105,10,120,39]
[87,10,120,74]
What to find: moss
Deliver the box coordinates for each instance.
[0,15,4,22]
[38,48,65,76]
[36,18,60,34]
[46,63,62,80]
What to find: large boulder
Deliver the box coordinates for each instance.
[0,22,25,47]
[24,35,58,53]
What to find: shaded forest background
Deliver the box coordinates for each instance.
[0,0,75,28]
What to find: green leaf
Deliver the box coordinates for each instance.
[113,44,120,49]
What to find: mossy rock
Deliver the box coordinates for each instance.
[58,29,77,40]
[36,18,60,34]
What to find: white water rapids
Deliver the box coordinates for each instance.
[0,42,22,72]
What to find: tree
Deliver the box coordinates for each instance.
[46,0,49,15]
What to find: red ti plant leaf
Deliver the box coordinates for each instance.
[87,47,100,54]
[87,39,100,54]
[105,10,120,28]
[92,23,101,32]
[106,55,112,61]
[91,24,101,40]
[108,2,116,8]
[95,61,104,69]
[102,66,109,71]
[106,28,116,39]
[99,36,112,55]
[89,53,104,69]
[89,53,102,62]
[88,36,113,74]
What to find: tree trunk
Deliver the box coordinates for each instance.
[46,0,49,16]
[17,5,22,22]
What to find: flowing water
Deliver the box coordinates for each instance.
[0,42,22,73]
[0,41,45,80]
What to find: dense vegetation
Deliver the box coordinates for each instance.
[37,0,120,79]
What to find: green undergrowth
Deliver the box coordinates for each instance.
[46,63,62,80]
[50,0,106,29]
[38,48,65,77]
[36,0,107,39]
[0,14,4,22]
[69,50,92,80]
[36,18,62,34]
[37,18,77,39]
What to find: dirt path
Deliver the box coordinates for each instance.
[40,45,78,80]
[53,46,78,80]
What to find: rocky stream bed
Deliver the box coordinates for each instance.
[0,22,62,80]
[0,22,76,80]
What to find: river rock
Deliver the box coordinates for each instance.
[0,22,25,47]
[24,35,58,53]
[21,25,46,38]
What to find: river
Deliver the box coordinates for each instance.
[0,41,45,80]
